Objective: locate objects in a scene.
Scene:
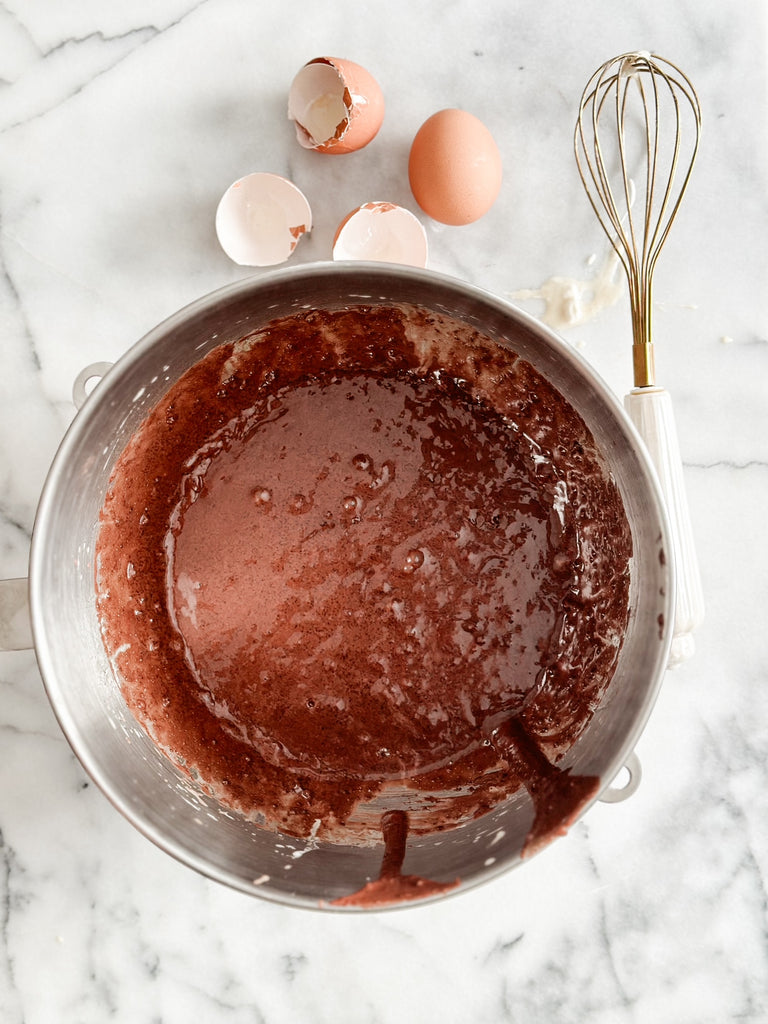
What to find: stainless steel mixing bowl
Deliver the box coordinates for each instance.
[24,262,673,909]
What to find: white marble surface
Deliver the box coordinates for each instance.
[1,1,766,1020]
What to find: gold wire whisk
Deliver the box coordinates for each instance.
[574,52,702,387]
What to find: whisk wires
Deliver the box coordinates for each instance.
[574,52,701,386]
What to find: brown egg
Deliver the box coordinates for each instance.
[288,57,385,154]
[408,109,503,225]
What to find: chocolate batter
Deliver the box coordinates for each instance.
[96,303,631,858]
[330,810,460,908]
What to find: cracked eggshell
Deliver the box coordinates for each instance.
[408,109,503,226]
[215,172,312,267]
[333,202,428,267]
[288,57,384,154]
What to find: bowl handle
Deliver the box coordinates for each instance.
[72,361,114,410]
[0,363,115,653]
[599,751,642,803]
[0,578,33,651]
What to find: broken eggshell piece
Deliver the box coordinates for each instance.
[215,172,312,267]
[288,57,384,154]
[332,202,428,267]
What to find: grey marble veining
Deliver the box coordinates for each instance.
[0,1,766,1021]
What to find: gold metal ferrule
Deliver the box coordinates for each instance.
[632,343,656,389]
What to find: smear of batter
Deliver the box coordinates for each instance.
[330,810,460,908]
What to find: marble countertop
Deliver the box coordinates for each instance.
[1,1,766,1021]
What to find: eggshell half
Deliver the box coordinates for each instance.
[333,202,428,267]
[288,57,384,154]
[215,172,312,267]
[408,109,503,225]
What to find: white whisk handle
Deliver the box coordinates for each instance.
[624,386,704,667]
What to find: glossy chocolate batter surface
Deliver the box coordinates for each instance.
[96,304,632,846]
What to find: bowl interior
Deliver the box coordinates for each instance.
[30,262,672,909]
